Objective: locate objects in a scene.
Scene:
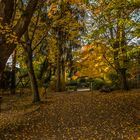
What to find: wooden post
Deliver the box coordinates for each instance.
[90,82,93,93]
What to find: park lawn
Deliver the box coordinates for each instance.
[0,90,140,140]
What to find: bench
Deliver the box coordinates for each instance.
[67,85,77,91]
[66,82,78,91]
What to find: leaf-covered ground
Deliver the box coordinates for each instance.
[1,90,140,140]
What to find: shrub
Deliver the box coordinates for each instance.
[91,78,106,90]
[76,77,91,88]
[48,78,56,91]
[66,80,77,91]
[66,80,78,86]
[106,72,120,90]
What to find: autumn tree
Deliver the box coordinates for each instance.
[0,0,39,81]
[46,0,86,91]
[19,2,51,102]
[86,0,140,90]
[76,43,111,78]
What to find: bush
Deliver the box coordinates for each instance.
[66,80,77,91]
[106,72,120,90]
[66,80,78,86]
[107,72,119,83]
[91,78,106,90]
[48,77,56,91]
[77,77,91,88]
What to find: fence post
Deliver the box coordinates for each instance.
[90,82,93,93]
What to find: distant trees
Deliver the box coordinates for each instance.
[46,0,85,91]
[81,0,140,90]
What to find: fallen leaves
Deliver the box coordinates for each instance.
[0,90,140,139]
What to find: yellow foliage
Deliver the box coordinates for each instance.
[72,75,78,80]
[76,42,112,78]
[0,18,19,45]
[64,0,86,4]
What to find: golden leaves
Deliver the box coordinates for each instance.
[64,0,84,4]
[48,3,58,18]
[47,1,82,41]
[77,43,111,78]
[0,18,19,45]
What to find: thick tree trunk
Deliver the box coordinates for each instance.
[25,45,40,103]
[0,0,15,24]
[0,0,39,79]
[119,68,129,90]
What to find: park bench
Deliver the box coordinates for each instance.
[66,81,78,91]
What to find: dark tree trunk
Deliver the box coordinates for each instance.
[0,0,15,24]
[61,58,66,91]
[56,47,62,92]
[56,29,63,92]
[119,68,129,90]
[0,0,39,79]
[25,45,40,103]
[10,50,16,94]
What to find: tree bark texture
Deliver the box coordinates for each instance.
[61,58,66,91]
[25,45,40,103]
[56,46,62,92]
[119,68,129,90]
[0,0,14,24]
[24,31,40,103]
[113,23,129,90]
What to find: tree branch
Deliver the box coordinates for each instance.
[13,0,39,37]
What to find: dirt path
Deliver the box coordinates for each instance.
[0,90,140,140]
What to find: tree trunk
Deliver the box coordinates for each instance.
[10,50,16,94]
[56,29,63,92]
[25,45,40,103]
[13,0,39,37]
[61,58,66,91]
[0,0,15,24]
[0,0,39,79]
[119,68,129,90]
[113,23,129,90]
[56,47,62,92]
